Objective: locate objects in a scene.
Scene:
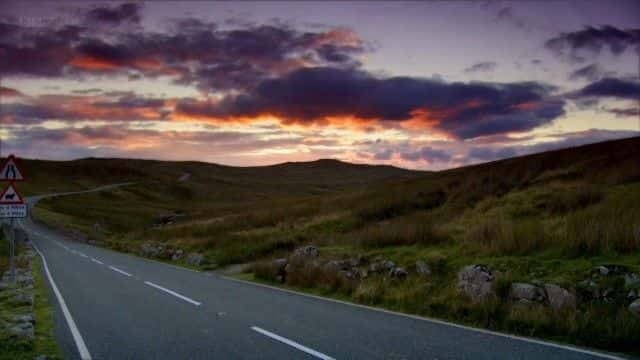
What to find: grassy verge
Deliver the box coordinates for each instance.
[0,242,61,360]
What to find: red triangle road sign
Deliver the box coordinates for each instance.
[0,183,24,204]
[0,155,25,181]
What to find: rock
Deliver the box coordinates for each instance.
[290,245,319,264]
[323,260,343,273]
[186,253,204,266]
[415,261,431,276]
[355,268,368,280]
[348,256,363,268]
[140,243,163,258]
[629,299,640,319]
[274,258,288,272]
[383,260,396,271]
[16,274,35,288]
[625,273,640,287]
[544,284,576,311]
[11,293,34,307]
[171,249,184,261]
[369,261,384,273]
[8,322,34,341]
[34,355,47,360]
[628,290,637,299]
[510,283,545,303]
[13,314,35,324]
[390,267,408,279]
[457,265,496,303]
[595,264,627,276]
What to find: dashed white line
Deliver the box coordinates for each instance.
[91,258,104,265]
[78,253,89,258]
[144,281,201,306]
[251,326,335,360]
[32,242,92,360]
[108,266,132,277]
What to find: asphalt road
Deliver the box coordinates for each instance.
[15,188,626,360]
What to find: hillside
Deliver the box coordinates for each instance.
[24,136,640,354]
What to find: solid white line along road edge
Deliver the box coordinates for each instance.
[32,242,93,360]
[91,258,104,265]
[144,281,202,306]
[108,266,132,277]
[251,326,335,360]
[226,277,625,360]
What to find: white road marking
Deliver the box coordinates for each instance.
[251,326,335,360]
[78,253,89,258]
[108,266,132,277]
[227,277,624,360]
[91,258,103,265]
[32,242,92,360]
[144,281,201,306]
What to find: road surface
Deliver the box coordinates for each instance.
[15,186,625,360]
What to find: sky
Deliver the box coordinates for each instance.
[0,1,638,170]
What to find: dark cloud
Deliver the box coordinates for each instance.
[603,107,640,117]
[400,146,451,163]
[373,148,393,160]
[0,86,23,97]
[0,93,171,124]
[464,61,497,73]
[85,3,142,26]
[574,78,640,100]
[545,26,640,62]
[0,16,365,92]
[568,63,604,82]
[176,67,565,139]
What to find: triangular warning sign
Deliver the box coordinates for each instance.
[0,183,24,204]
[0,155,25,181]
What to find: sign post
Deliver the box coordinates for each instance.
[0,154,26,285]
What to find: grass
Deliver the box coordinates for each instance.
[25,136,640,355]
[0,242,61,360]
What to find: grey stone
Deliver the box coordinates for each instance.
[628,290,637,299]
[323,260,342,273]
[383,260,396,271]
[8,323,34,341]
[511,283,545,302]
[11,293,34,307]
[289,245,319,265]
[274,258,288,272]
[369,261,384,273]
[140,243,163,258]
[34,355,48,360]
[16,274,35,288]
[415,261,431,276]
[625,273,640,287]
[13,314,35,324]
[348,256,362,268]
[457,265,496,303]
[544,284,576,311]
[186,253,204,266]
[629,299,640,319]
[390,267,408,279]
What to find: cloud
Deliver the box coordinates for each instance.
[603,107,640,117]
[400,146,451,163]
[0,86,23,97]
[568,63,604,82]
[85,3,142,26]
[574,77,640,100]
[0,15,365,92]
[545,26,640,62]
[464,62,497,73]
[0,93,172,124]
[467,147,517,161]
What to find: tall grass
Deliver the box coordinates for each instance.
[465,217,548,255]
[357,216,445,248]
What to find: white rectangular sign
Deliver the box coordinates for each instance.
[0,204,27,218]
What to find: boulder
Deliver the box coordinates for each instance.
[11,293,34,307]
[510,283,545,303]
[383,260,396,271]
[7,322,34,341]
[625,273,640,287]
[323,260,343,273]
[348,256,363,268]
[289,245,319,265]
[171,249,184,261]
[140,243,163,258]
[369,261,384,273]
[186,253,204,266]
[274,258,288,272]
[390,267,408,279]
[544,284,576,311]
[415,261,431,276]
[629,299,640,319]
[16,274,35,288]
[13,314,35,324]
[457,265,496,303]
